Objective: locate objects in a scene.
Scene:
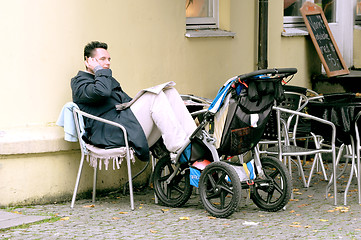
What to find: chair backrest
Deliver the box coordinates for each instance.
[262,91,308,140]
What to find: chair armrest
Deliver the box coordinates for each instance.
[273,106,337,148]
[73,108,130,149]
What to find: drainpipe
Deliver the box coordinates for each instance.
[258,0,268,70]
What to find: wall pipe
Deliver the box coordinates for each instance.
[258,0,268,70]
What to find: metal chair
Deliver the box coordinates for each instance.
[262,105,338,204]
[259,91,312,187]
[58,102,137,210]
[354,111,361,204]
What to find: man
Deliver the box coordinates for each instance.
[71,41,196,162]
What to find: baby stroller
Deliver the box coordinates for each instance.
[152,68,297,218]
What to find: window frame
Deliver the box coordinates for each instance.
[186,0,219,30]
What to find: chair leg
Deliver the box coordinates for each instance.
[151,155,158,204]
[92,166,97,203]
[71,154,85,208]
[126,155,135,211]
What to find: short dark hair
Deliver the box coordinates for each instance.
[84,41,108,60]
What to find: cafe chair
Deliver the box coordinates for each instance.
[261,104,338,204]
[57,102,137,210]
[354,111,361,204]
[259,91,314,187]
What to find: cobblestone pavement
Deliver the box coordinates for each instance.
[1,162,361,240]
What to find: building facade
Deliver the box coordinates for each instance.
[0,0,360,206]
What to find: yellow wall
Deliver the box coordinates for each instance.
[354,27,361,69]
[0,0,316,206]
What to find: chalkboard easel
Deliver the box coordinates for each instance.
[300,1,349,77]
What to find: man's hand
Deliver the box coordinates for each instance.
[85,57,101,73]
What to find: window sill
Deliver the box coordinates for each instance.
[185,29,236,38]
[281,27,309,37]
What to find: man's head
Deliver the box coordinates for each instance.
[83,41,111,73]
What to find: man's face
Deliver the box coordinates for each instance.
[92,48,111,69]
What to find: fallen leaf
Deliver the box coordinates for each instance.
[293,188,300,192]
[307,195,313,198]
[289,210,295,213]
[119,212,128,214]
[294,192,303,195]
[304,225,311,228]
[179,217,190,220]
[289,225,302,228]
[11,211,21,214]
[112,217,120,220]
[208,216,217,219]
[298,204,309,208]
[83,205,95,208]
[139,207,143,209]
[60,217,70,221]
[161,209,169,212]
[292,222,301,225]
[259,215,265,217]
[327,210,335,212]
[150,229,158,233]
[289,199,299,202]
[319,219,329,222]
[296,214,301,216]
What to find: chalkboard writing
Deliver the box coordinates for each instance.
[301,2,349,77]
[306,14,343,72]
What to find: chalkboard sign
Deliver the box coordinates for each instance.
[300,2,349,77]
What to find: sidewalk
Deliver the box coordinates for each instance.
[1,161,361,239]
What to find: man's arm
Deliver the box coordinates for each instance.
[71,69,114,103]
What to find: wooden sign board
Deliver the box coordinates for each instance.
[300,1,349,77]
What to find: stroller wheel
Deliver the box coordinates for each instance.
[251,156,292,212]
[153,157,193,207]
[199,161,241,218]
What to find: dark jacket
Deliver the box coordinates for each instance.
[71,69,149,161]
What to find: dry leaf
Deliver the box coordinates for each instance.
[60,217,70,221]
[161,209,169,212]
[293,188,299,192]
[83,205,95,208]
[289,225,302,228]
[294,192,303,195]
[289,199,299,202]
[179,217,190,220]
[139,207,143,209]
[292,222,301,225]
[150,229,158,233]
[208,216,217,219]
[296,214,301,216]
[327,210,335,212]
[112,217,120,220]
[298,204,309,208]
[319,219,329,222]
[304,225,312,228]
[119,211,128,214]
[289,210,295,213]
[308,195,313,198]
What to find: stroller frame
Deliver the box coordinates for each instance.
[153,68,297,218]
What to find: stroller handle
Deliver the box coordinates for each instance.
[236,68,297,81]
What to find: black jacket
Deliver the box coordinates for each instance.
[71,69,149,161]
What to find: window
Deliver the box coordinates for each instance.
[186,0,218,30]
[284,0,336,27]
[356,0,361,24]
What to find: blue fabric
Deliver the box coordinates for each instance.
[190,167,201,187]
[56,102,83,142]
[246,160,255,180]
[179,144,192,163]
[208,80,233,113]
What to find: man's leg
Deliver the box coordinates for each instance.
[130,88,196,153]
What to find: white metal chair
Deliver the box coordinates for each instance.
[354,111,361,204]
[262,105,338,204]
[58,102,136,210]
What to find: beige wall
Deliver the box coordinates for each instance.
[0,0,317,206]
